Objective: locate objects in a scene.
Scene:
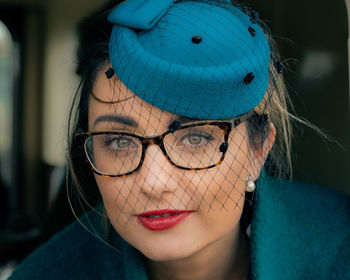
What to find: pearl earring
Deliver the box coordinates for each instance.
[245,175,256,192]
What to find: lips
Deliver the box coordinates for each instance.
[137,209,193,231]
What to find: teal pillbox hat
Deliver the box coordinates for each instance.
[108,0,270,119]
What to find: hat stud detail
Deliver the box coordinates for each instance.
[274,60,283,74]
[248,27,256,36]
[243,72,255,84]
[219,142,229,153]
[168,120,182,133]
[105,68,115,79]
[249,10,259,24]
[191,35,202,44]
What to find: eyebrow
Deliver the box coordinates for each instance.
[93,114,200,130]
[94,114,138,128]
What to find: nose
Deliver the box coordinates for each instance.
[136,144,178,199]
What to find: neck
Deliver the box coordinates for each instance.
[146,226,250,280]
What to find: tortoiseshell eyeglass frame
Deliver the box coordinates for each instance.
[75,110,255,178]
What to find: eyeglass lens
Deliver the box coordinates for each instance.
[84,125,226,176]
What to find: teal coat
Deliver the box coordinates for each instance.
[9,178,350,279]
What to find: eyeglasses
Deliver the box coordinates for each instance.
[75,111,254,177]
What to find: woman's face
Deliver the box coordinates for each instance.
[88,69,268,261]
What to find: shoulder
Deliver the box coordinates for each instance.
[251,176,350,279]
[263,178,350,228]
[8,213,125,280]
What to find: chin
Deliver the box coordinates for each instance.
[141,246,194,262]
[135,235,201,262]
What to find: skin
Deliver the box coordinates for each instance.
[88,67,276,280]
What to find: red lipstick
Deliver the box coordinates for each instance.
[137,209,193,231]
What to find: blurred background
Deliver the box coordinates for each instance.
[0,0,349,278]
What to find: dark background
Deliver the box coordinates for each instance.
[245,0,349,191]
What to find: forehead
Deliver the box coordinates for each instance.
[88,68,180,133]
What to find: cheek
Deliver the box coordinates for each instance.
[94,175,137,226]
[184,130,250,212]
[184,161,247,214]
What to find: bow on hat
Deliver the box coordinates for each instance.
[108,0,174,30]
[108,0,232,30]
[107,0,270,120]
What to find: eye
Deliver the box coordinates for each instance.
[170,126,218,151]
[104,135,136,151]
[180,132,213,148]
[115,138,131,148]
[187,135,203,145]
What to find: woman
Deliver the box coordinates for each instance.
[9,0,350,279]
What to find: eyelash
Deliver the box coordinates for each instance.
[178,132,214,148]
[103,135,135,151]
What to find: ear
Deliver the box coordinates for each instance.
[249,122,276,181]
